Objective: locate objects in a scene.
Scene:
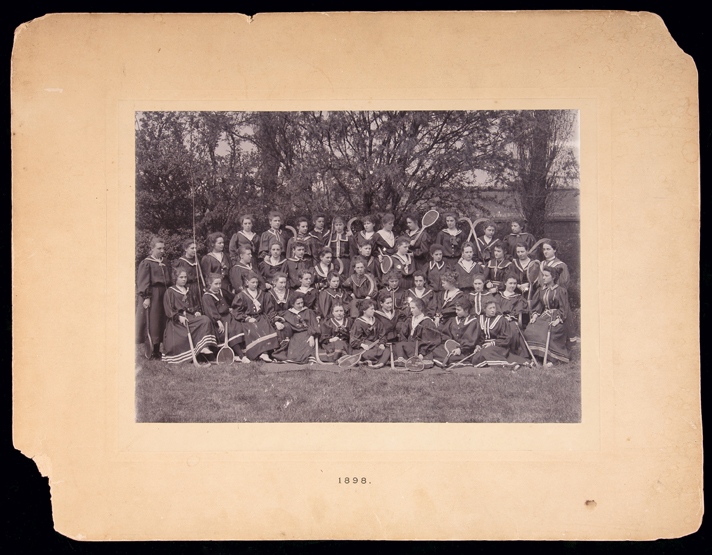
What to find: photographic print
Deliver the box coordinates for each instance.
[134,109,581,423]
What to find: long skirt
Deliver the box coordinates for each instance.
[242,316,280,360]
[162,314,217,364]
[427,343,471,366]
[216,316,245,356]
[469,345,529,368]
[273,331,316,364]
[135,285,166,346]
[318,338,351,362]
[507,321,529,358]
[523,314,570,363]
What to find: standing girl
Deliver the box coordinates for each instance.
[374,213,397,257]
[162,267,217,364]
[391,237,416,289]
[172,238,205,315]
[454,242,486,294]
[475,221,501,263]
[327,216,351,276]
[201,232,231,296]
[229,214,259,265]
[484,244,513,294]
[403,212,431,271]
[136,236,170,359]
[435,212,465,266]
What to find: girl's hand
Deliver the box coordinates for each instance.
[307,336,315,347]
[143,299,151,309]
[248,317,257,323]
[361,343,370,351]
[265,284,272,290]
[217,321,224,333]
[179,315,188,326]
[275,322,285,330]
[453,348,461,356]
[195,312,201,317]
[409,240,416,247]
[530,314,538,324]
[378,344,385,351]
[484,339,495,348]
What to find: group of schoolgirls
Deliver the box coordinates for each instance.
[136,210,573,368]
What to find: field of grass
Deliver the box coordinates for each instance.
[135,343,581,423]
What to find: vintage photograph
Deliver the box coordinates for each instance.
[134,110,581,423]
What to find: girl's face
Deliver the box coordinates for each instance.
[397,243,409,255]
[151,242,165,259]
[293,298,304,311]
[241,251,253,263]
[332,305,345,319]
[432,250,443,262]
[294,246,305,259]
[382,220,394,231]
[214,237,224,252]
[298,221,309,234]
[184,243,196,259]
[354,263,365,276]
[388,278,399,290]
[542,244,555,260]
[270,216,281,229]
[314,217,325,230]
[381,297,394,312]
[359,245,372,258]
[299,273,313,288]
[485,303,497,317]
[445,216,456,229]
[363,220,375,232]
[247,277,259,291]
[209,278,221,293]
[242,218,253,232]
[176,272,188,287]
[473,279,484,292]
[511,222,522,234]
[455,305,467,318]
[462,247,473,261]
[363,305,375,318]
[321,252,333,265]
[406,218,418,231]
[408,300,422,317]
[329,276,340,289]
[275,277,287,290]
[494,247,504,260]
[505,278,517,292]
[334,221,345,233]
[484,226,495,238]
[414,275,425,288]
[442,279,454,291]
[270,244,282,258]
[542,270,554,286]
[516,246,528,260]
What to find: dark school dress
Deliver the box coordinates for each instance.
[453,259,486,293]
[135,256,170,347]
[319,316,353,361]
[509,258,536,298]
[327,232,351,277]
[502,232,536,259]
[435,228,465,265]
[467,291,499,317]
[393,315,441,360]
[263,288,294,349]
[230,262,266,294]
[349,230,377,259]
[427,314,479,366]
[172,257,204,311]
[484,258,513,293]
[362,256,382,285]
[391,252,416,290]
[349,317,390,365]
[285,257,309,289]
[231,289,280,360]
[273,307,321,363]
[469,314,528,368]
[258,228,288,260]
[293,287,319,312]
[402,229,431,271]
[494,291,528,358]
[434,288,467,325]
[523,284,571,363]
[202,289,244,353]
[312,262,340,291]
[317,288,351,320]
[373,229,397,256]
[425,260,449,293]
[161,286,217,364]
[229,231,260,265]
[537,258,571,291]
[286,235,314,263]
[200,252,231,296]
[381,286,409,312]
[309,229,331,251]
[342,273,378,318]
[404,288,437,318]
[374,308,406,345]
[475,236,501,263]
[258,258,288,288]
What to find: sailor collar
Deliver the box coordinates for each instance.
[178,257,197,266]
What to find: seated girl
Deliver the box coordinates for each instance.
[381,269,408,311]
[202,273,247,362]
[475,221,501,263]
[468,275,498,317]
[469,300,529,369]
[172,238,205,312]
[434,269,466,326]
[312,246,342,291]
[349,299,390,368]
[273,294,321,364]
[162,267,218,364]
[391,237,416,289]
[484,244,513,294]
[232,245,267,294]
[524,266,571,365]
[392,297,441,368]
[317,271,352,320]
[349,214,377,259]
[231,271,281,362]
[374,289,406,346]
[293,268,318,312]
[427,297,479,367]
[318,302,353,362]
[327,216,351,277]
[495,276,529,358]
[374,213,397,257]
[405,271,436,318]
[258,241,287,289]
[342,255,378,318]
[454,242,485,294]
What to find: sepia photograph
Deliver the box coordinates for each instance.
[134,109,582,423]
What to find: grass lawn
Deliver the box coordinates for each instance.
[135,343,581,423]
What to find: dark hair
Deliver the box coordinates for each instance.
[429,243,444,255]
[483,221,496,231]
[207,232,225,250]
[514,242,529,253]
[359,298,376,313]
[408,296,426,313]
[240,214,255,227]
[472,273,486,284]
[511,218,526,228]
[318,246,333,261]
[238,245,253,257]
[484,299,498,308]
[442,211,457,220]
[313,213,326,222]
[543,265,562,282]
[543,240,559,253]
[377,289,393,304]
[296,216,309,226]
[267,211,282,221]
[455,296,472,312]
[149,236,166,249]
[385,269,403,282]
[172,266,188,282]
[396,237,410,248]
[327,271,341,285]
[289,293,306,308]
[461,241,476,253]
[361,215,375,224]
[243,271,261,285]
[330,302,346,315]
[181,238,196,252]
[404,212,419,225]
[207,273,222,285]
[441,269,457,285]
[413,270,426,280]
[271,272,288,285]
[351,255,367,269]
[297,268,313,280]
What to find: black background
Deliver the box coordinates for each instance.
[5,4,708,552]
